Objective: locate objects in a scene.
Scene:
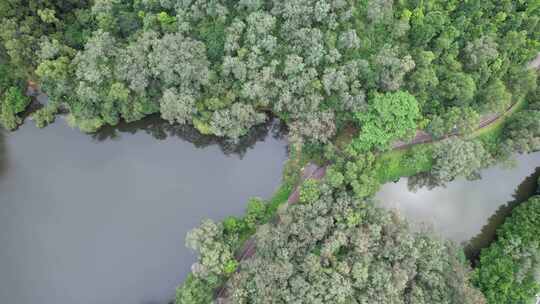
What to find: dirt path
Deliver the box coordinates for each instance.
[231,163,326,261]
[393,53,540,150]
[231,163,326,262]
[392,100,520,149]
[216,164,326,302]
[214,54,540,302]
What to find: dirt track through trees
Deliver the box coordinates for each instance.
[215,54,540,302]
[216,164,326,302]
[392,100,519,149]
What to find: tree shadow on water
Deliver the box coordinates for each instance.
[90,115,287,159]
[464,165,540,264]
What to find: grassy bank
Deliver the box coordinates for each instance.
[474,98,527,143]
[374,143,434,183]
[373,98,528,183]
[177,97,531,303]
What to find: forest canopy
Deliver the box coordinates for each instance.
[473,195,540,304]
[2,1,540,304]
[0,0,538,146]
[179,176,486,304]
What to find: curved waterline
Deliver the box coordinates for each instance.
[0,118,287,304]
[376,152,540,256]
[465,165,540,262]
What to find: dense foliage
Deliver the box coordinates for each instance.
[432,137,491,183]
[352,91,419,151]
[503,79,540,154]
[176,189,293,304]
[0,0,90,129]
[0,87,30,130]
[1,0,538,144]
[177,75,540,301]
[180,174,485,303]
[503,109,540,153]
[3,1,540,303]
[473,195,540,304]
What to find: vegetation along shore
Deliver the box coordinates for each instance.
[1,0,540,303]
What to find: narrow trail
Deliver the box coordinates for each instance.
[216,95,521,300]
[392,99,520,149]
[215,54,540,302]
[234,164,326,261]
[394,54,540,149]
[216,164,327,302]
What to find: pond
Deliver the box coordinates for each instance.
[376,152,540,259]
[0,117,287,304]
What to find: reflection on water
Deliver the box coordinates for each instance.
[0,118,287,304]
[92,116,287,159]
[376,152,540,256]
[465,166,540,261]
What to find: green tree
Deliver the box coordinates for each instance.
[224,185,485,304]
[439,72,477,107]
[299,179,321,204]
[31,105,57,128]
[159,88,196,125]
[185,219,237,279]
[477,79,512,113]
[0,86,30,130]
[373,48,416,92]
[427,107,480,139]
[432,138,490,184]
[175,275,214,304]
[245,197,267,228]
[324,165,345,189]
[473,196,540,304]
[503,110,540,153]
[353,91,420,151]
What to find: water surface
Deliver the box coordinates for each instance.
[377,152,540,257]
[0,118,287,304]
